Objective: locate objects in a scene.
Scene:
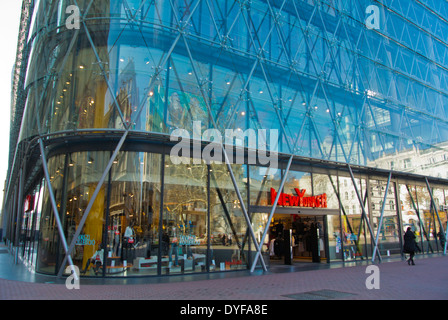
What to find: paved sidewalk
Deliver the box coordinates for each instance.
[0,244,447,301]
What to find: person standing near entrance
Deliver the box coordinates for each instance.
[403,227,416,265]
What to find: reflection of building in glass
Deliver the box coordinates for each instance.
[3,0,448,279]
[370,141,448,178]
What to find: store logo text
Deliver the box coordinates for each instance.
[270,188,327,208]
[75,234,96,246]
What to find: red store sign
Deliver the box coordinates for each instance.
[24,195,34,212]
[270,188,327,208]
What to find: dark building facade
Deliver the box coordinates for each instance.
[2,0,448,278]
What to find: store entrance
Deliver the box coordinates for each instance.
[269,214,327,263]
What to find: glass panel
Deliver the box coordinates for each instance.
[419,186,437,253]
[313,173,342,261]
[210,65,246,136]
[210,163,250,272]
[400,184,425,253]
[21,182,44,268]
[36,154,66,275]
[166,54,209,134]
[63,151,109,276]
[107,152,162,276]
[369,179,400,256]
[249,164,281,268]
[162,157,208,274]
[26,183,45,268]
[249,165,281,207]
[338,176,368,261]
[282,170,312,205]
[433,188,448,251]
[19,0,448,182]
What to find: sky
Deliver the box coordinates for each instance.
[0,2,23,211]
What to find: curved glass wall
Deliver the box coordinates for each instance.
[20,0,448,176]
[34,150,252,276]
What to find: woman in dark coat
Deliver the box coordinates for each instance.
[403,227,416,265]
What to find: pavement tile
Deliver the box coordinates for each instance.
[0,243,447,303]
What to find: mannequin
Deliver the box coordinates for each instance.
[122,222,135,261]
[169,227,180,267]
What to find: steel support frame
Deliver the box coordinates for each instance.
[371,172,392,263]
[57,0,265,276]
[38,139,78,280]
[31,18,83,279]
[177,9,269,270]
[56,0,188,276]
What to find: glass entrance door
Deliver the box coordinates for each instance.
[292,215,326,263]
[268,213,327,263]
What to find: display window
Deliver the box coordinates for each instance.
[338,176,369,261]
[36,154,67,274]
[313,173,342,261]
[162,157,208,274]
[399,184,448,254]
[60,151,110,276]
[209,162,249,272]
[31,150,448,278]
[106,152,162,276]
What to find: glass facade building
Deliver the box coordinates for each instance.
[3,0,448,278]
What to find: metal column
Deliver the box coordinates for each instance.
[371,172,392,263]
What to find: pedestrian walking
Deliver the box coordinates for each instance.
[403,227,416,265]
[438,230,446,249]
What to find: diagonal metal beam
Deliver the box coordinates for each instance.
[178,17,267,271]
[405,184,433,253]
[371,172,392,263]
[57,0,187,277]
[57,131,129,277]
[250,155,293,272]
[31,8,87,278]
[39,139,78,280]
[75,0,127,129]
[347,164,379,260]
